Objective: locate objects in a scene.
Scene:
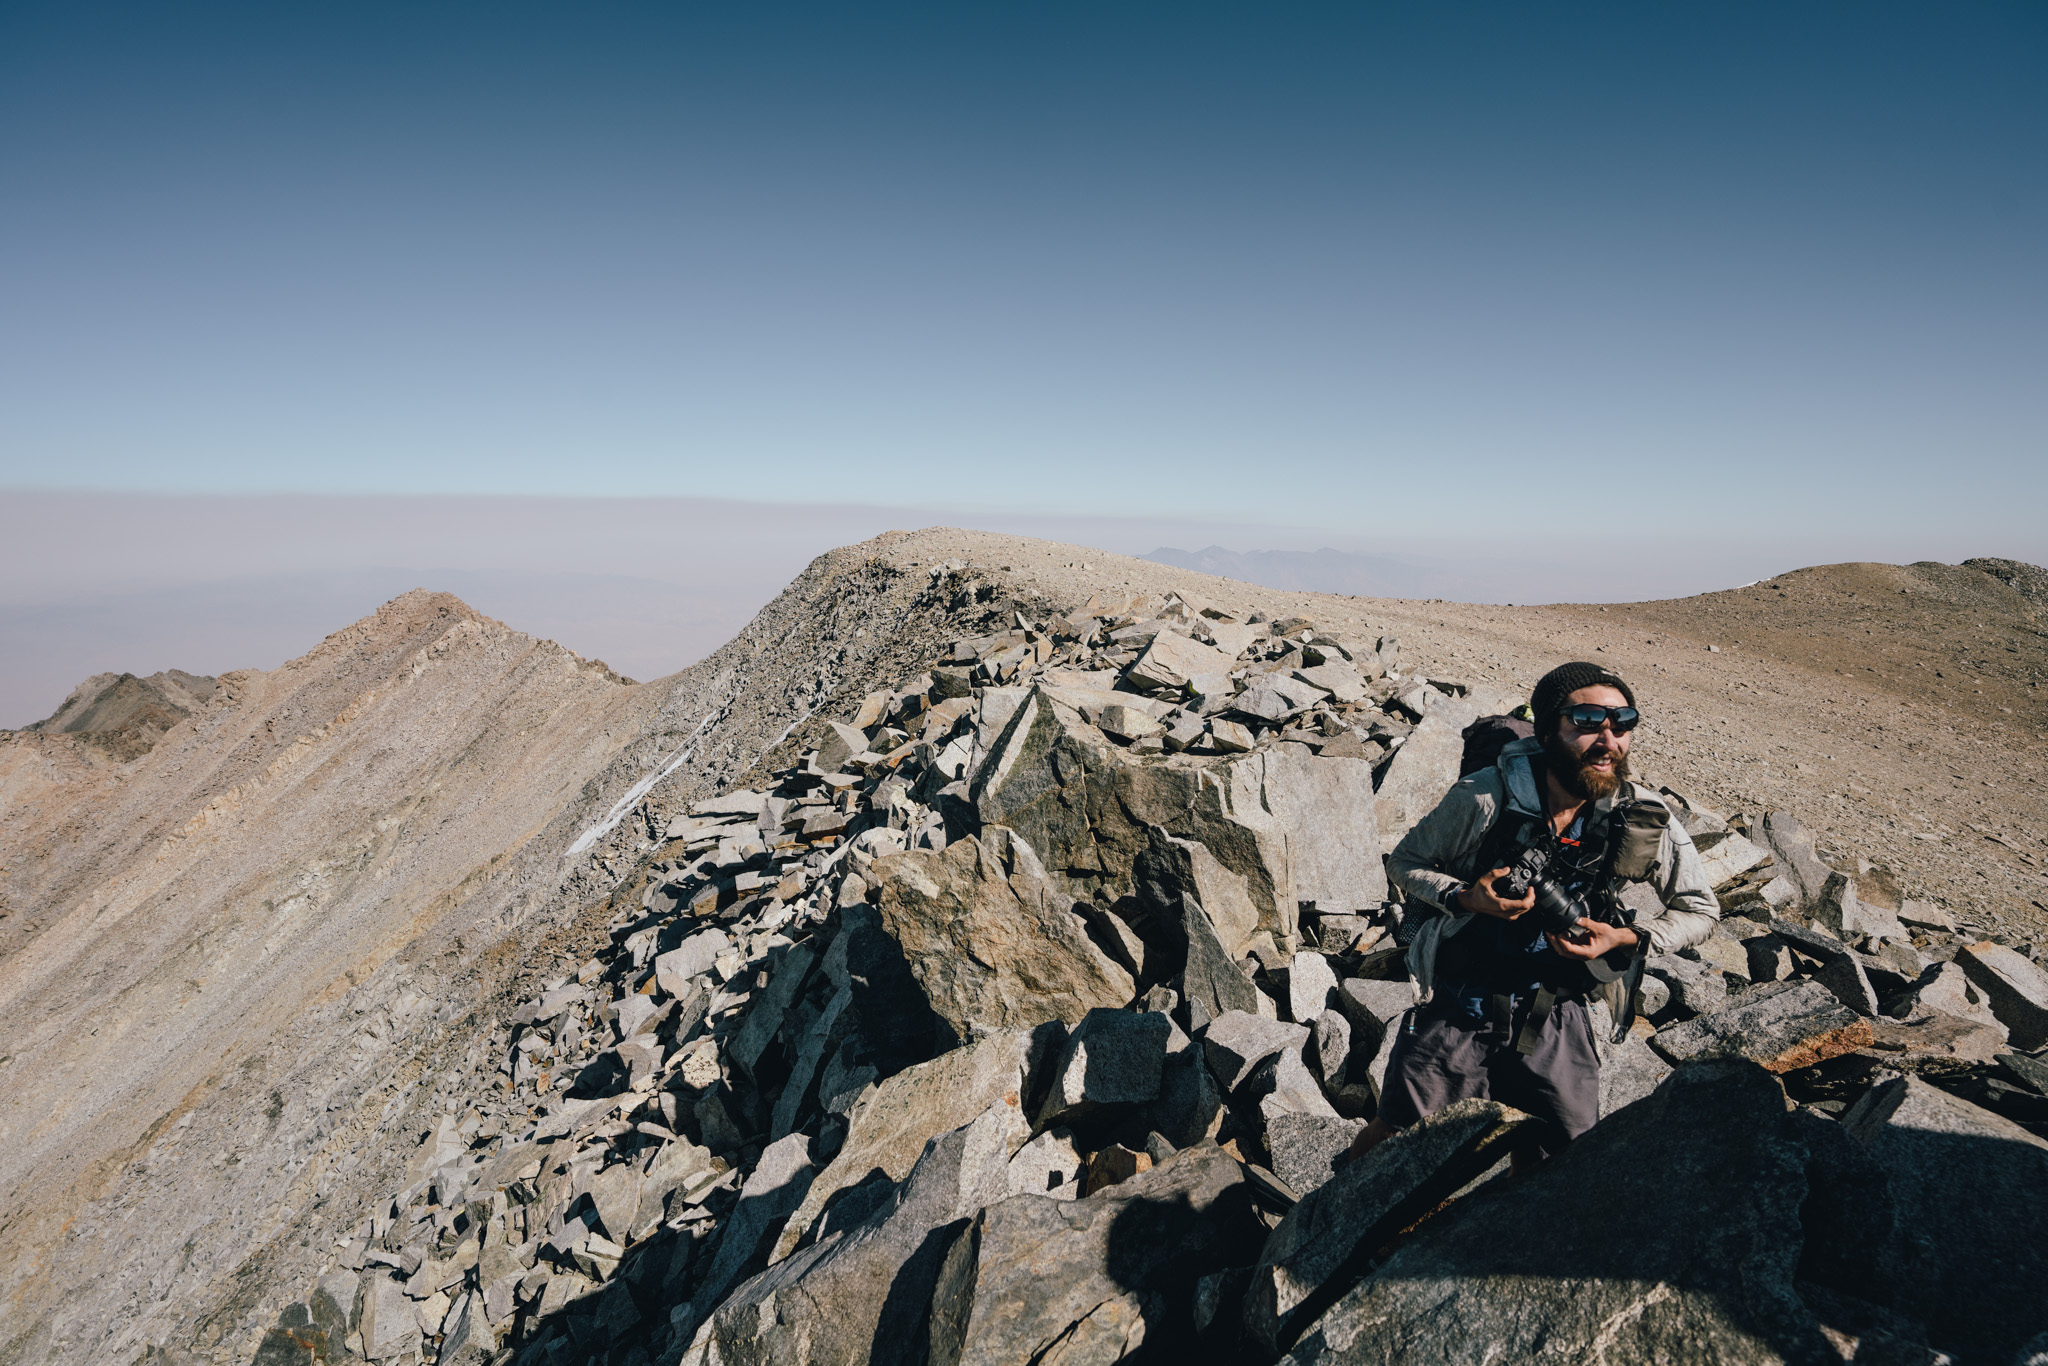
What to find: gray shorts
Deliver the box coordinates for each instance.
[1378,994,1601,1156]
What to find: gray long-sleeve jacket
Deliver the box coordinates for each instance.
[1390,737,1720,1004]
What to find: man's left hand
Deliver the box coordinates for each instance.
[1546,920,1640,960]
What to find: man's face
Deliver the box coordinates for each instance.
[1545,683,1632,800]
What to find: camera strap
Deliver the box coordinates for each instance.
[1513,987,1559,1056]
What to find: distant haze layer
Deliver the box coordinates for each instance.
[3,491,2038,729]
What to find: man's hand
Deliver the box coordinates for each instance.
[1547,920,1641,960]
[1457,868,1535,920]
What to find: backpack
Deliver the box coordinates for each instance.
[1458,710,1535,778]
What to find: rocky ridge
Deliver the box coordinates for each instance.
[237,575,2048,1366]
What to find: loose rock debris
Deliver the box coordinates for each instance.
[253,587,2048,1366]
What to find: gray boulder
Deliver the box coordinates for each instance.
[1955,941,2048,1049]
[1646,952,1728,1016]
[774,1024,1050,1264]
[1840,1074,2048,1364]
[1281,1062,1837,1366]
[1174,894,1262,1022]
[1895,961,2007,1037]
[681,1101,1028,1366]
[1247,1047,1339,1125]
[1244,1098,1529,1354]
[972,687,1299,940]
[1035,1007,1172,1125]
[1650,979,1873,1072]
[1596,1029,1673,1118]
[1309,1010,1350,1086]
[1334,978,1414,1053]
[1264,1113,1368,1199]
[1282,951,1340,1024]
[1152,1038,1227,1150]
[357,1273,420,1362]
[1373,697,1485,856]
[687,1133,816,1326]
[1202,1012,1310,1093]
[1758,811,1832,906]
[926,1146,1260,1365]
[1134,826,1262,959]
[870,828,1133,1038]
[1252,743,1386,913]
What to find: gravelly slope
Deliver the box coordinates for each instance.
[0,545,1041,1366]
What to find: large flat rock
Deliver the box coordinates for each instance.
[1840,1075,2048,1364]
[1955,941,2048,1050]
[1650,979,1874,1072]
[1281,1061,1838,1366]
[683,1101,1029,1366]
[1372,694,1486,855]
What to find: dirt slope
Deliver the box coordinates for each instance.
[0,531,2041,1365]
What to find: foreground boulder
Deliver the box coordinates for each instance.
[1840,1074,2048,1364]
[1281,1062,1836,1366]
[1245,1098,1529,1354]
[926,1145,1260,1365]
[681,1102,1029,1365]
[773,1026,1052,1264]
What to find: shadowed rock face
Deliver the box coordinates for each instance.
[1284,1062,1833,1366]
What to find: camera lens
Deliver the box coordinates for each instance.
[1530,878,1585,935]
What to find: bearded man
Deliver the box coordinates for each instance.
[1350,662,1720,1163]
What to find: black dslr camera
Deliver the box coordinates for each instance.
[1491,842,1603,940]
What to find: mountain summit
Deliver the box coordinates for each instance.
[0,536,2042,1366]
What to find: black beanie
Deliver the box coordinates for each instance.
[1531,661,1636,735]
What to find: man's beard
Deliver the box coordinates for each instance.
[1544,733,1630,801]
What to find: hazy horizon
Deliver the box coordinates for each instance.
[3,489,2037,728]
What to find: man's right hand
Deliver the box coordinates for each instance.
[1457,867,1536,920]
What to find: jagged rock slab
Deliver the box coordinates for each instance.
[1250,743,1386,913]
[1650,979,1873,1072]
[870,828,1133,1037]
[1694,830,1770,889]
[926,1146,1260,1365]
[1758,810,1832,906]
[681,1101,1029,1366]
[1244,1098,1528,1354]
[1202,1012,1309,1093]
[1281,1062,1833,1366]
[1841,1074,2048,1364]
[1866,1010,2008,1066]
[1955,941,2048,1049]
[773,1025,1052,1264]
[687,1134,818,1325]
[1133,827,1262,959]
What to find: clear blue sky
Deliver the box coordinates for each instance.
[3,2,2043,544]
